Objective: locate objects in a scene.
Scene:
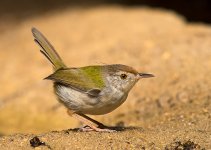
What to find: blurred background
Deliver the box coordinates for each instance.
[1,0,211,24]
[0,0,210,142]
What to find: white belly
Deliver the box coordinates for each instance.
[54,84,128,115]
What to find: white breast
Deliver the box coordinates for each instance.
[54,84,128,115]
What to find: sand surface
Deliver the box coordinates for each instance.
[0,5,211,149]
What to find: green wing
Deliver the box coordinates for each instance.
[45,66,105,95]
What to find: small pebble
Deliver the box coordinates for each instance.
[30,136,45,148]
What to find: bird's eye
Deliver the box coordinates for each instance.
[120,74,127,80]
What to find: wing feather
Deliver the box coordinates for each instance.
[45,66,105,96]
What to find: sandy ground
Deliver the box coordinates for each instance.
[0,5,211,149]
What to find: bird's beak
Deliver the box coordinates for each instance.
[139,73,154,78]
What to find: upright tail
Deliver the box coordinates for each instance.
[31,27,66,70]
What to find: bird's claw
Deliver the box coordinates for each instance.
[79,125,117,132]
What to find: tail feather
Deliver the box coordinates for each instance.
[32,27,66,70]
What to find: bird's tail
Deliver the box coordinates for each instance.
[32,27,66,70]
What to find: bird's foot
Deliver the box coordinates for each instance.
[78,125,94,132]
[94,128,117,132]
[79,125,117,132]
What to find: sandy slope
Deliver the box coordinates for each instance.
[0,5,210,149]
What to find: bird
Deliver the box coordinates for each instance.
[31,27,154,132]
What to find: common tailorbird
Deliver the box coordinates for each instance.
[31,28,154,132]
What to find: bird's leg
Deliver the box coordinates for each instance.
[73,113,116,132]
[77,113,105,127]
[67,110,116,132]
